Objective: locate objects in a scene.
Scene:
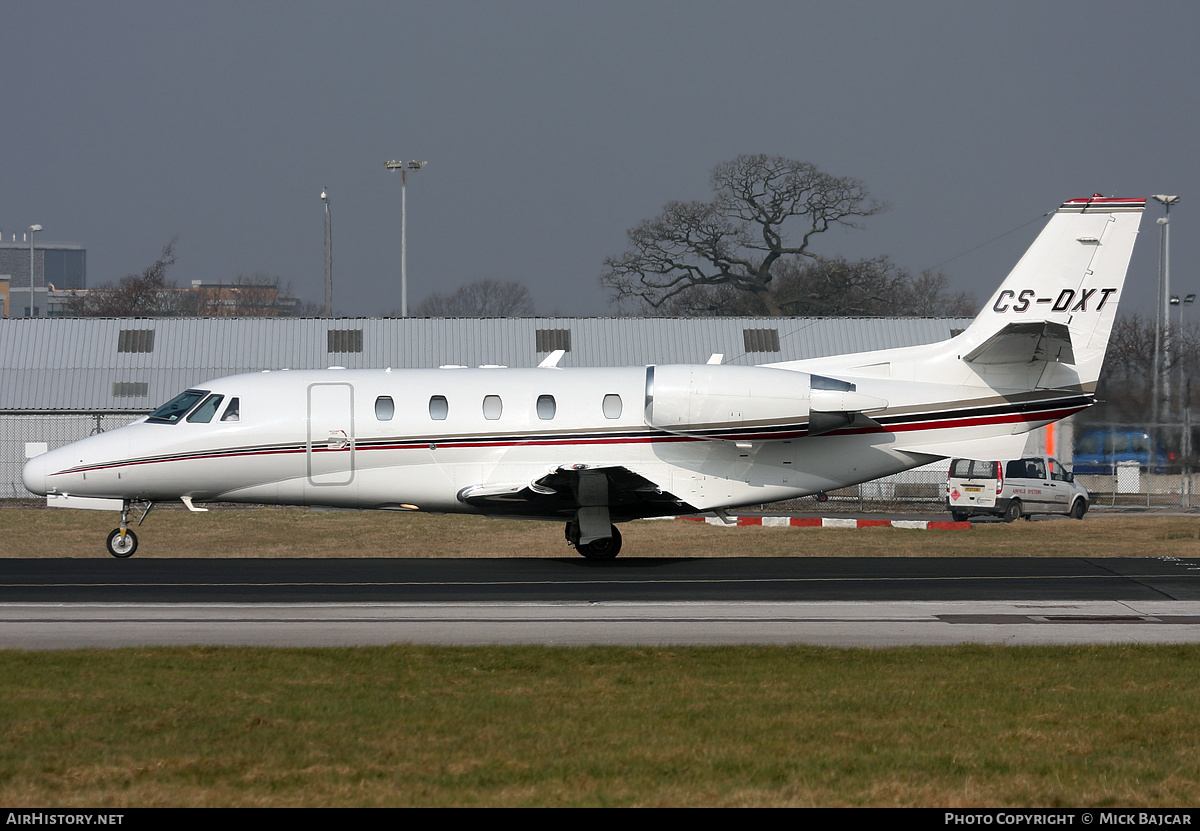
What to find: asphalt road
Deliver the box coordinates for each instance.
[3,556,1200,603]
[3,556,1200,648]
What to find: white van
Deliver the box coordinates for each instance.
[946,456,1089,522]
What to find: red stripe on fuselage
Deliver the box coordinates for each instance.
[48,403,1084,478]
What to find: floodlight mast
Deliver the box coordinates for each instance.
[385,159,428,317]
[321,189,332,318]
[1170,292,1196,429]
[1151,195,1180,423]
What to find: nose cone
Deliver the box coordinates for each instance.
[22,453,47,496]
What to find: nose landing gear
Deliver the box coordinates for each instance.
[105,500,153,558]
[105,527,137,558]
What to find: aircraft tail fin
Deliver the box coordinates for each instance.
[954,196,1145,390]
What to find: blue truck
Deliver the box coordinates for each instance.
[1072,429,1171,474]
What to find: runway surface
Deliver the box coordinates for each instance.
[3,556,1200,648]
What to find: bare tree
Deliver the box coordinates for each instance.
[64,239,183,316]
[639,255,975,317]
[602,154,888,315]
[1093,313,1200,423]
[293,298,327,317]
[412,279,536,317]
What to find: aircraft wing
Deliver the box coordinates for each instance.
[457,464,692,520]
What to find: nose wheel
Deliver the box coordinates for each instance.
[104,499,151,558]
[106,528,138,558]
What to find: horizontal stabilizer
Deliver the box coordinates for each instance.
[963,321,1075,366]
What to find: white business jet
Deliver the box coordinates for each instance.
[23,196,1144,559]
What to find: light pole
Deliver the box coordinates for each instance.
[321,188,332,318]
[27,224,42,317]
[1171,292,1196,419]
[1171,292,1196,329]
[1152,195,1179,431]
[385,159,427,317]
[1172,292,1198,482]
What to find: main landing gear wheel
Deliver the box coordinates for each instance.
[106,528,138,559]
[566,522,623,560]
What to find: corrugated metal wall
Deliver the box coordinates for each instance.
[0,316,969,413]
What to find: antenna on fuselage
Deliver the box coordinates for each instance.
[538,349,566,368]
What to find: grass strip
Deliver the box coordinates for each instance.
[0,507,1197,559]
[1,644,1199,807]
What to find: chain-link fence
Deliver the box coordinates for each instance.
[754,462,953,515]
[759,421,1200,513]
[1072,421,1199,508]
[0,413,143,504]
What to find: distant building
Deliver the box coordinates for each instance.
[185,281,299,317]
[40,279,299,318]
[0,233,86,317]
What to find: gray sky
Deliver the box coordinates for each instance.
[5,1,1197,321]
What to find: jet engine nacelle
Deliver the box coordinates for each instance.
[645,364,809,435]
[644,364,887,438]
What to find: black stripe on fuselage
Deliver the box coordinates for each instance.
[52,394,1089,476]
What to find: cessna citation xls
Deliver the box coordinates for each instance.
[24,196,1144,559]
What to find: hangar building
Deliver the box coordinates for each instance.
[0,315,975,498]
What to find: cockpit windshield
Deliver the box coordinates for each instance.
[147,390,209,424]
[186,394,225,424]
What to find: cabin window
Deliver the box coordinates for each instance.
[375,396,395,421]
[483,395,503,420]
[603,393,622,419]
[221,398,240,422]
[536,394,556,420]
[429,395,448,420]
[148,389,208,424]
[186,394,225,424]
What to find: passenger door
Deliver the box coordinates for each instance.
[307,383,355,486]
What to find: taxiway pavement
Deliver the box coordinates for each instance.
[3,556,1200,648]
